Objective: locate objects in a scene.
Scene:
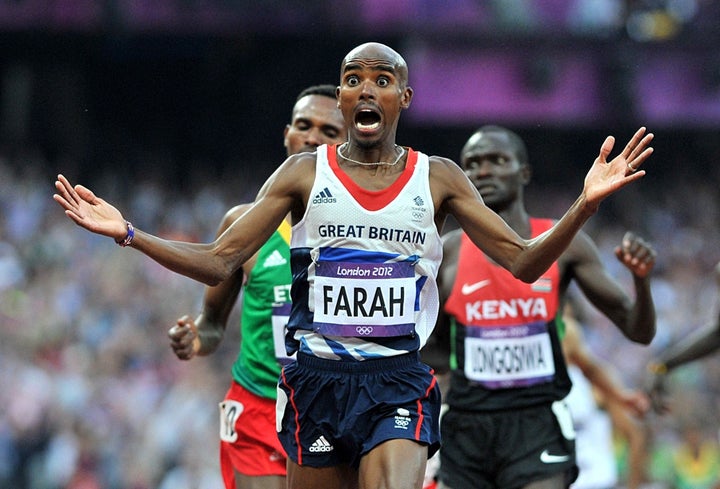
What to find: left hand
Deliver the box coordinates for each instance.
[614,231,656,278]
[583,127,654,210]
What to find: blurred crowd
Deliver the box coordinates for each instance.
[1,144,720,488]
[0,154,259,489]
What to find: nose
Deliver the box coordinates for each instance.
[359,79,376,100]
[305,126,325,146]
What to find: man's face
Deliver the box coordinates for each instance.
[284,94,346,156]
[460,132,527,211]
[337,44,411,147]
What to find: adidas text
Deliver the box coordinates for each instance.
[312,187,336,204]
[309,436,334,453]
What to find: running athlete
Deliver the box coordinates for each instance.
[646,260,720,413]
[53,43,655,489]
[562,306,649,489]
[167,85,346,489]
[426,125,657,489]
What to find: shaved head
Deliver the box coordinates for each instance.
[341,42,409,87]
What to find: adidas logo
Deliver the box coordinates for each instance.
[312,187,337,204]
[309,435,334,453]
[263,250,287,267]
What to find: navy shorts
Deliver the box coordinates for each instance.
[439,401,578,489]
[277,352,442,468]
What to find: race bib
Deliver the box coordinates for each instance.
[271,302,295,365]
[219,400,244,443]
[312,261,416,337]
[463,322,555,388]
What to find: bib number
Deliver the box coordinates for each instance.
[219,400,244,443]
[312,261,416,337]
[464,322,555,388]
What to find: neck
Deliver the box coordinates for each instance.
[495,203,531,238]
[338,142,404,167]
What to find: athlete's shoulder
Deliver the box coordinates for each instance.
[283,149,320,168]
[269,150,319,195]
[427,154,458,168]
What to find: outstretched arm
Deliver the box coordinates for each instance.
[439,127,654,283]
[653,322,720,371]
[53,154,309,286]
[646,317,720,412]
[646,262,720,412]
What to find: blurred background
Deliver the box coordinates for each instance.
[1,1,720,487]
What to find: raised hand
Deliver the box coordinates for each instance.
[53,174,128,241]
[614,231,656,278]
[168,315,201,360]
[583,127,654,210]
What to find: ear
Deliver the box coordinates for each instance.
[336,86,341,108]
[400,86,413,110]
[520,163,532,185]
[283,124,290,148]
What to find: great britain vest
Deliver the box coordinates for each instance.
[286,144,443,361]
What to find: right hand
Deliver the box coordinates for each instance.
[168,315,201,360]
[53,174,128,240]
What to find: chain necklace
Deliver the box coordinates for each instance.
[338,143,405,167]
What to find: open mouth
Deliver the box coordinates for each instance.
[355,109,381,131]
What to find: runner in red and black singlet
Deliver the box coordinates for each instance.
[426,125,657,489]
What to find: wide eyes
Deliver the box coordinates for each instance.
[345,74,392,88]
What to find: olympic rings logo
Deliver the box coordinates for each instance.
[355,326,374,336]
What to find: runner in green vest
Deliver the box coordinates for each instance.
[168,84,346,489]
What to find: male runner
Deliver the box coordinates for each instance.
[562,306,649,489]
[167,84,346,489]
[427,125,656,489]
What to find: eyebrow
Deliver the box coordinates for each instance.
[343,62,396,74]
